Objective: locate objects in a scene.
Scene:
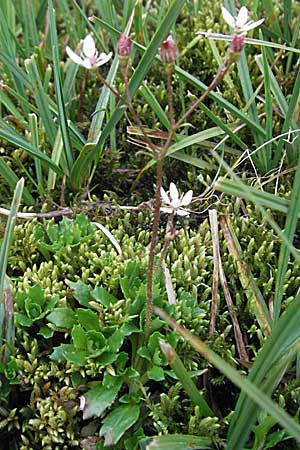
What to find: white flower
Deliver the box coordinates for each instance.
[221,6,264,35]
[66,34,113,69]
[160,182,193,217]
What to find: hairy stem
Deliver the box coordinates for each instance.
[145,157,164,340]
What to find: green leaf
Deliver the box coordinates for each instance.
[67,280,93,307]
[155,306,300,448]
[86,330,107,353]
[14,312,32,327]
[0,127,62,174]
[38,326,54,339]
[24,299,41,320]
[70,0,187,186]
[72,325,87,350]
[100,404,140,446]
[76,308,100,331]
[28,285,44,306]
[48,0,74,172]
[108,329,124,353]
[47,307,76,328]
[83,380,122,420]
[139,434,212,449]
[62,347,87,365]
[92,286,117,307]
[147,365,165,381]
[0,158,35,205]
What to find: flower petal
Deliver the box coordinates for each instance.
[236,6,248,28]
[181,190,193,206]
[81,59,93,69]
[161,187,170,204]
[83,34,96,58]
[242,18,264,32]
[160,206,173,214]
[176,208,190,217]
[169,182,179,203]
[221,6,236,28]
[66,46,84,66]
[95,51,113,67]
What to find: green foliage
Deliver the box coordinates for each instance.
[15,284,58,330]
[1,0,300,448]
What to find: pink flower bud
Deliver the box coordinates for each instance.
[159,34,178,64]
[117,33,132,58]
[230,34,245,53]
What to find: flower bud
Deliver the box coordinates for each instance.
[230,34,245,53]
[117,33,132,59]
[159,34,177,64]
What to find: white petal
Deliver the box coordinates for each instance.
[236,6,248,28]
[169,182,179,203]
[81,59,93,69]
[176,208,190,217]
[66,46,84,66]
[242,18,264,32]
[161,187,170,204]
[160,206,173,214]
[181,190,193,206]
[95,51,113,67]
[221,6,236,28]
[83,34,96,58]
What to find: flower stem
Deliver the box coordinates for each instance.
[145,156,164,340]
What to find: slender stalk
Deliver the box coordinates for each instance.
[157,211,175,270]
[114,47,238,341]
[96,67,158,155]
[145,157,164,340]
[160,54,235,157]
[166,65,175,128]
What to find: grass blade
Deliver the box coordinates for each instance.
[0,158,34,205]
[0,126,62,174]
[227,292,300,449]
[0,178,24,362]
[155,303,300,448]
[159,339,213,417]
[48,0,73,173]
[70,0,187,186]
[24,55,57,146]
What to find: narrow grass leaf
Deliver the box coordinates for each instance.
[154,305,300,447]
[28,113,43,195]
[0,178,24,299]
[0,159,34,205]
[0,127,62,174]
[48,0,73,173]
[216,178,300,217]
[140,434,212,449]
[70,0,187,186]
[159,339,213,417]
[227,293,300,449]
[261,32,272,172]
[272,65,300,321]
[47,127,64,190]
[24,55,57,146]
[176,67,265,138]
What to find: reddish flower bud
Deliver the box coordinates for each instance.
[159,34,178,64]
[117,33,132,58]
[230,34,245,53]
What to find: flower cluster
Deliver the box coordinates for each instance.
[66,34,112,69]
[221,6,264,54]
[160,182,193,217]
